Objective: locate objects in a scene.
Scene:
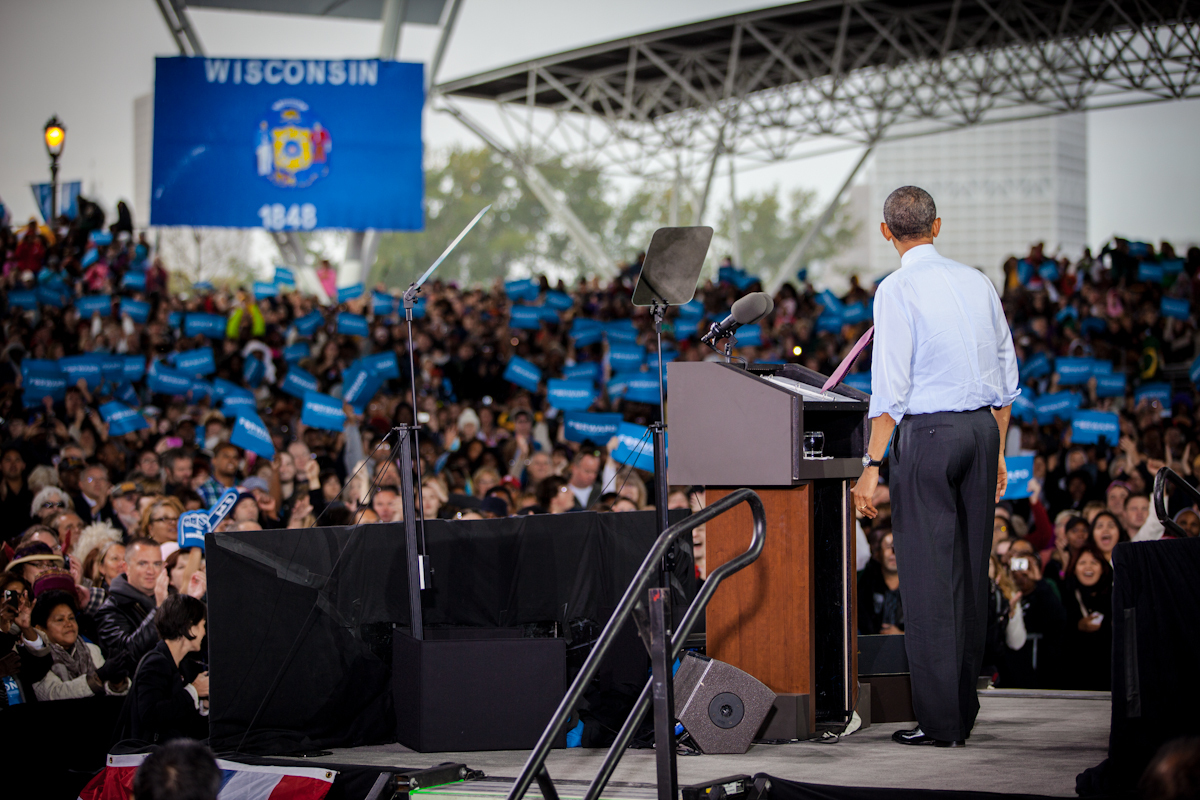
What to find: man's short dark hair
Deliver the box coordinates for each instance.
[213,442,241,459]
[155,593,207,641]
[132,740,222,800]
[883,186,937,241]
[127,536,160,554]
[161,448,192,471]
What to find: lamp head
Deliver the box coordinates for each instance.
[44,116,65,157]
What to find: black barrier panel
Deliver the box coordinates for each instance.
[206,509,693,755]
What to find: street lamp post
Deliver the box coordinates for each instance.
[43,116,66,221]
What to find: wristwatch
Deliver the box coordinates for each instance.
[862,453,885,468]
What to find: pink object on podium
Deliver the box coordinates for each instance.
[822,325,874,392]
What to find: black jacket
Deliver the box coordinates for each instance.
[125,641,207,743]
[95,575,159,663]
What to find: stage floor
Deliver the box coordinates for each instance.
[311,691,1110,798]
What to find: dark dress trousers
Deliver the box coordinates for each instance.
[889,407,999,742]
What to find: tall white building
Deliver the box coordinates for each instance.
[861,115,1088,283]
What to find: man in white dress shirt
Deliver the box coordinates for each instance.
[851,186,1020,747]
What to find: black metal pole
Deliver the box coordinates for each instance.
[650,301,673,621]
[396,426,423,640]
[49,157,58,221]
[649,586,678,800]
[403,293,428,550]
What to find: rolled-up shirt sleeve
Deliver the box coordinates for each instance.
[869,281,914,423]
[992,291,1021,407]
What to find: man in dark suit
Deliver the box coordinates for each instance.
[125,593,209,744]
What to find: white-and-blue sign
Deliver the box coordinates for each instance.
[1095,372,1127,398]
[1001,455,1034,500]
[253,281,278,300]
[843,372,872,394]
[120,298,151,324]
[563,362,600,384]
[337,283,364,303]
[503,356,541,392]
[343,366,382,411]
[563,412,623,444]
[1020,352,1052,380]
[337,312,369,337]
[76,295,112,318]
[243,355,265,387]
[841,303,870,325]
[123,356,146,382]
[1011,392,1037,422]
[1134,382,1172,408]
[736,324,763,347]
[177,510,211,551]
[60,355,105,390]
[222,393,259,417]
[283,342,310,363]
[372,292,396,316]
[121,271,147,291]
[1034,392,1081,424]
[1137,263,1164,284]
[294,310,324,336]
[1162,296,1191,321]
[273,265,295,286]
[546,379,597,412]
[608,344,645,372]
[610,373,662,405]
[509,305,543,330]
[605,319,639,344]
[301,390,346,432]
[9,290,38,311]
[185,313,226,338]
[148,364,193,396]
[177,347,217,376]
[613,422,660,472]
[543,291,573,311]
[1055,357,1094,386]
[1071,411,1120,445]
[280,367,319,398]
[230,410,275,458]
[504,279,540,301]
[150,57,424,231]
[1191,356,1200,387]
[99,401,149,436]
[363,351,399,380]
[571,319,604,347]
[22,370,66,408]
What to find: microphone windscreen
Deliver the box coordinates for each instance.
[731,292,774,325]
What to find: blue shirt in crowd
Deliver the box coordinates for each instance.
[869,244,1021,422]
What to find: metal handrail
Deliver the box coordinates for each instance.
[505,488,767,800]
[1153,466,1200,538]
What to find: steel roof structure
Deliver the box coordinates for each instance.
[434,0,1200,180]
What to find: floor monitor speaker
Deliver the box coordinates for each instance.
[674,652,776,754]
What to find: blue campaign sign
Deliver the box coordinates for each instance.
[253,281,278,299]
[622,374,662,405]
[677,299,706,321]
[736,324,763,347]
[124,356,146,382]
[504,279,540,301]
[120,299,151,323]
[1038,261,1059,282]
[206,487,244,531]
[1011,392,1037,423]
[122,271,147,291]
[222,393,259,417]
[363,351,400,379]
[113,382,141,408]
[99,401,149,436]
[243,355,265,387]
[843,372,872,394]
[185,313,226,338]
[537,305,561,324]
[9,290,38,311]
[177,510,211,552]
[1091,360,1113,375]
[283,342,310,363]
[1001,455,1034,500]
[1034,392,1081,424]
[81,249,99,268]
[22,370,67,408]
[571,324,604,347]
[547,379,597,412]
[1072,411,1120,445]
[337,283,365,303]
[60,355,105,390]
[192,378,214,400]
[503,355,541,391]
[815,312,844,334]
[1162,296,1191,321]
[337,312,369,337]
[76,295,112,318]
[230,411,275,458]
[273,265,295,285]
[343,366,383,411]
[294,310,324,336]
[613,422,660,472]
[608,344,645,372]
[509,305,543,330]
[37,285,69,308]
[543,291,573,311]
[372,292,396,316]
[148,364,193,396]
[177,347,217,376]
[1095,372,1127,398]
[280,367,319,399]
[564,362,600,384]
[213,378,250,401]
[151,57,424,231]
[1080,317,1107,337]
[301,390,346,432]
[1135,382,1172,408]
[563,412,624,444]
[1020,352,1052,380]
[168,312,183,330]
[1137,263,1164,284]
[1192,356,1200,387]
[1055,357,1094,386]
[605,320,639,344]
[1162,258,1185,275]
[101,357,125,383]
[841,303,870,325]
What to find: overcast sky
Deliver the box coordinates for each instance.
[1,0,1197,256]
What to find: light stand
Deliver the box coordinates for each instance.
[43,117,65,221]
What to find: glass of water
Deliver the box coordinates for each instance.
[804,431,825,459]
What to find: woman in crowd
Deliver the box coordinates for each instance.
[81,540,126,590]
[536,475,575,514]
[164,549,205,594]
[1090,511,1128,565]
[139,496,185,557]
[1062,544,1113,690]
[30,589,128,701]
[127,593,209,743]
[1045,515,1091,589]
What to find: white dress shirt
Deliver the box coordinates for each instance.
[869,244,1020,422]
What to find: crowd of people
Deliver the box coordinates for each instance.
[1,199,1198,740]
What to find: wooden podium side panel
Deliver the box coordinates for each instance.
[705,486,815,696]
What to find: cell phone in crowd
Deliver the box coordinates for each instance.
[1010,557,1029,572]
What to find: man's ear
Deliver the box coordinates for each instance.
[880,222,893,242]
[931,218,942,238]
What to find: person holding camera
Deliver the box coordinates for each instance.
[29,589,129,700]
[1062,543,1113,690]
[1002,552,1068,688]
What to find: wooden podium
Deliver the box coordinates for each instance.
[668,361,868,737]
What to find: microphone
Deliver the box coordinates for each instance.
[701,292,774,344]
